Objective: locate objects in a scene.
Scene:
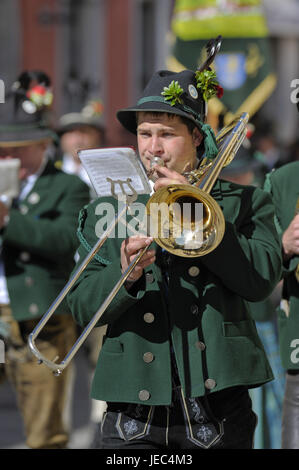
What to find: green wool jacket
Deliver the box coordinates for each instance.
[68,179,282,406]
[1,159,90,321]
[264,161,299,370]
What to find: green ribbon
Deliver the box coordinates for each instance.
[199,123,218,160]
[137,95,218,160]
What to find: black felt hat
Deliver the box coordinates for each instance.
[0,70,56,147]
[117,69,208,134]
[117,37,223,160]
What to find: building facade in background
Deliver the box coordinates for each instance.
[0,0,298,147]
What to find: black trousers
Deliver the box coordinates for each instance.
[98,385,257,449]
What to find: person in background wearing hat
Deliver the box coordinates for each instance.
[0,71,90,449]
[263,159,299,449]
[56,100,105,196]
[221,141,285,449]
[67,50,282,448]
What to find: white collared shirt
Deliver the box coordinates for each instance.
[62,153,91,187]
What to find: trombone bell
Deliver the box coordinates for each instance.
[146,184,225,257]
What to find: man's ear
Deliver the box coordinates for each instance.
[192,127,203,147]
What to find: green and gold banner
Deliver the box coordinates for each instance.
[167,0,276,124]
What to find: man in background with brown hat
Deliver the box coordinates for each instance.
[0,70,90,449]
[68,46,282,449]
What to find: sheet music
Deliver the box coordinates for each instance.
[0,159,20,200]
[78,147,151,197]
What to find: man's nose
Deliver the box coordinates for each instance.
[149,136,163,155]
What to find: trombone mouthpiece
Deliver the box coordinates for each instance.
[150,156,164,169]
[148,156,165,182]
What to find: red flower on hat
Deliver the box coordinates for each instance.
[26,84,53,108]
[216,85,224,99]
[82,99,104,118]
[92,100,104,115]
[28,84,46,96]
[245,123,255,140]
[195,70,224,101]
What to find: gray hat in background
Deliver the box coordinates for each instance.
[57,99,105,135]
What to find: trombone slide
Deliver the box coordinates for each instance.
[29,244,148,375]
[28,201,131,374]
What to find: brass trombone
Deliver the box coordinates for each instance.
[28,112,249,375]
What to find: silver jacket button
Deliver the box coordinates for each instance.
[143,312,155,323]
[28,192,40,204]
[205,378,216,390]
[143,352,154,363]
[25,276,34,287]
[139,390,150,401]
[29,303,39,315]
[19,251,31,262]
[19,204,28,215]
[188,266,200,277]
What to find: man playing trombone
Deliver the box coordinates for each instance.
[68,61,282,449]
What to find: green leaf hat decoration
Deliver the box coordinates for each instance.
[161,80,184,106]
[195,69,219,101]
